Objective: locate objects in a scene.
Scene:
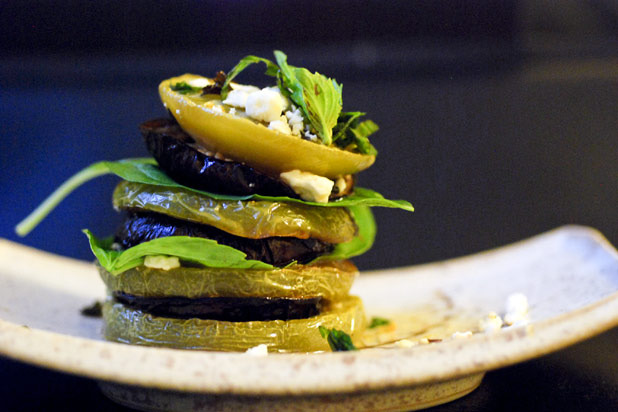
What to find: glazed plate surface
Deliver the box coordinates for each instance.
[0,225,617,412]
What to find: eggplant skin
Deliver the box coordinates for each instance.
[112,292,323,321]
[115,212,334,267]
[141,118,298,197]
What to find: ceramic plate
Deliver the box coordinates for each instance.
[1,225,617,412]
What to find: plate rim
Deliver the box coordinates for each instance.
[0,225,617,396]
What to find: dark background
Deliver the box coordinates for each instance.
[0,1,617,411]
[1,1,617,270]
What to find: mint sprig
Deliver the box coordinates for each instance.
[219,51,348,148]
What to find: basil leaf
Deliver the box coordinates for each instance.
[322,205,376,261]
[84,205,374,274]
[220,55,278,100]
[170,81,202,95]
[368,317,391,328]
[84,230,274,275]
[318,326,358,351]
[15,158,412,236]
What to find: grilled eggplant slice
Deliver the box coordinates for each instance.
[141,118,299,197]
[115,212,334,266]
[112,293,323,321]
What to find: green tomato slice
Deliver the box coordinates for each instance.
[160,74,375,179]
[98,260,358,300]
[113,181,357,243]
[103,295,366,352]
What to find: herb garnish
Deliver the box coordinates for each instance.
[318,326,358,351]
[368,317,391,328]
[219,51,377,155]
[170,81,202,95]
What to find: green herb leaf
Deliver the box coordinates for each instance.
[332,111,365,142]
[332,112,378,155]
[15,158,412,237]
[222,51,345,146]
[318,326,358,351]
[368,317,391,328]
[321,205,376,261]
[295,68,342,145]
[170,81,203,95]
[274,51,342,145]
[15,158,161,237]
[350,120,379,156]
[220,55,278,100]
[84,230,273,275]
[84,205,373,273]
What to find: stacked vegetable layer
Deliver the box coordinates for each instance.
[16,52,413,352]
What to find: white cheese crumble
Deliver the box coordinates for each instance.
[285,107,304,136]
[268,115,293,135]
[479,312,504,333]
[504,293,530,326]
[279,170,334,203]
[222,84,260,108]
[245,87,287,123]
[187,78,212,88]
[221,83,301,135]
[304,126,318,142]
[394,339,415,348]
[451,331,473,339]
[143,255,180,271]
[245,344,269,356]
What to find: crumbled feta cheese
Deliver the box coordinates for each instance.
[268,115,292,135]
[229,107,236,115]
[304,128,318,142]
[452,331,474,339]
[394,339,415,348]
[144,256,180,271]
[245,344,269,356]
[222,85,260,108]
[279,170,334,203]
[187,78,211,88]
[504,293,530,326]
[479,312,504,333]
[266,87,289,110]
[285,107,304,136]
[245,88,286,123]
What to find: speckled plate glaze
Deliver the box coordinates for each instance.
[0,225,617,412]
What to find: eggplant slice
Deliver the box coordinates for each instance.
[141,118,356,199]
[113,292,323,321]
[115,212,334,267]
[141,118,298,197]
